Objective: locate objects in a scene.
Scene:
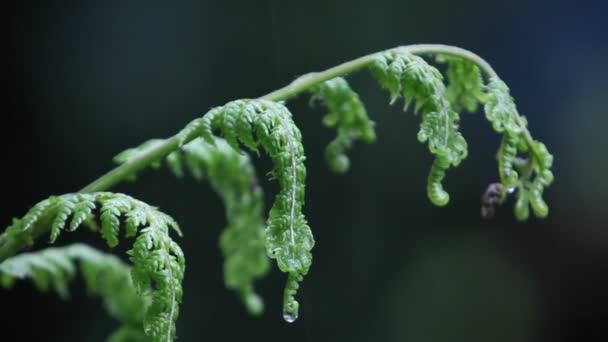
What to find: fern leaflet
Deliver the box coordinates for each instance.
[115,136,270,314]
[0,243,149,342]
[179,99,313,320]
[0,192,184,342]
[370,51,467,206]
[0,44,556,337]
[436,54,485,113]
[484,78,554,219]
[311,77,376,173]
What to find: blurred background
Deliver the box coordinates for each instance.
[4,0,608,341]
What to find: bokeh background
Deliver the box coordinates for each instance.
[4,0,608,341]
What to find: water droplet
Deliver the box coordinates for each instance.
[507,186,516,194]
[283,310,298,323]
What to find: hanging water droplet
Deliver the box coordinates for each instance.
[282,274,301,323]
[507,186,516,194]
[283,309,298,323]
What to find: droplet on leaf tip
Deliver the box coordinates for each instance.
[282,309,298,323]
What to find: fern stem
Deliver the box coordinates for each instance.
[80,44,497,195]
[262,44,498,100]
[79,138,181,193]
[0,44,510,263]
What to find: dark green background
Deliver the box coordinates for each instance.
[4,0,607,341]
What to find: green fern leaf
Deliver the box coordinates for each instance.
[220,101,242,151]
[484,78,524,135]
[129,225,184,341]
[1,193,184,342]
[21,198,53,233]
[199,107,222,146]
[124,206,148,238]
[514,184,530,221]
[193,99,313,320]
[497,133,520,187]
[1,44,558,335]
[100,196,131,248]
[165,150,184,179]
[426,157,451,206]
[312,77,376,173]
[49,196,76,243]
[0,243,149,341]
[182,138,270,314]
[484,77,554,219]
[370,51,467,206]
[4,246,76,298]
[436,54,485,112]
[114,136,270,314]
[69,196,96,231]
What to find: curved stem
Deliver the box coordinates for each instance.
[79,44,498,195]
[0,44,514,262]
[262,44,497,101]
[79,137,180,193]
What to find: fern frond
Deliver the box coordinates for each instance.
[49,196,76,243]
[1,192,184,342]
[484,78,554,219]
[182,99,314,320]
[70,196,96,231]
[0,243,148,341]
[23,199,53,232]
[370,51,468,206]
[497,133,520,187]
[1,244,75,298]
[114,136,270,314]
[484,78,524,135]
[1,45,555,338]
[436,54,485,112]
[311,77,376,173]
[180,138,270,314]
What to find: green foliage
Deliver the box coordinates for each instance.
[120,98,315,319]
[498,133,520,186]
[185,99,314,320]
[311,77,376,173]
[115,137,270,315]
[484,78,554,219]
[1,192,184,342]
[179,138,270,315]
[1,44,555,339]
[436,54,485,112]
[368,51,553,218]
[370,51,468,206]
[0,243,149,342]
[484,78,524,135]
